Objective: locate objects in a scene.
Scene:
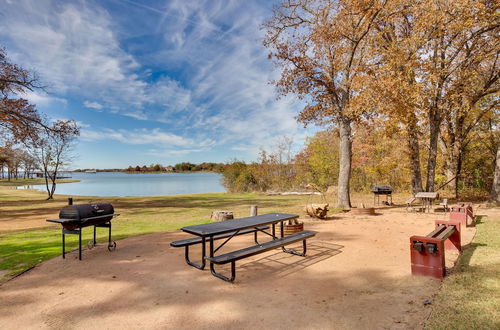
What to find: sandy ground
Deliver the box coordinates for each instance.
[0,206,481,330]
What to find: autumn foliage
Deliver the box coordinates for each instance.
[260,0,499,204]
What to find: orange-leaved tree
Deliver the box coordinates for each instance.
[263,0,387,209]
[357,0,499,193]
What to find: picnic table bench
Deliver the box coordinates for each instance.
[171,213,316,282]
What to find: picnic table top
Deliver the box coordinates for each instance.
[415,192,438,199]
[181,212,299,237]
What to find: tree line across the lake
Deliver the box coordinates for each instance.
[72,162,226,173]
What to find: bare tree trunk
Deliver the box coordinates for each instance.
[490,141,500,203]
[426,112,441,191]
[42,153,53,200]
[49,179,56,199]
[44,168,52,200]
[337,116,352,209]
[406,121,423,194]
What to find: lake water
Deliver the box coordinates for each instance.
[20,172,226,197]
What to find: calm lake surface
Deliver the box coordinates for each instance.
[20,172,226,197]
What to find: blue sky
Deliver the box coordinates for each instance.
[0,0,315,169]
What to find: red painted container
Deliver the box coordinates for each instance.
[449,202,474,227]
[409,221,461,279]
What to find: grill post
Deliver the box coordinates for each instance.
[78,227,82,260]
[62,228,65,259]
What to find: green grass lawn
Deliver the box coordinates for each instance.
[426,215,500,329]
[0,189,334,281]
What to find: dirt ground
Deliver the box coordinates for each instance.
[0,205,483,330]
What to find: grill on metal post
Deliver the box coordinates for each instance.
[47,198,119,260]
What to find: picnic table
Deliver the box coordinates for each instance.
[414,192,439,213]
[171,213,316,282]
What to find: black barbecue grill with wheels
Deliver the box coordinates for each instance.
[47,199,119,260]
[372,185,393,205]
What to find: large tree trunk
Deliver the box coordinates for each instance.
[406,119,423,194]
[490,141,500,203]
[444,140,462,198]
[337,116,352,209]
[426,112,441,191]
[441,111,466,198]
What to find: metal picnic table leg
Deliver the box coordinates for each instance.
[184,236,206,270]
[280,220,307,256]
[254,230,259,244]
[209,235,235,282]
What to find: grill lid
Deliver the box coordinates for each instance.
[372,185,393,193]
[59,202,114,222]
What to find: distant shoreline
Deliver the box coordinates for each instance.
[72,170,221,174]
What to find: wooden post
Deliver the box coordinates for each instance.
[250,205,258,216]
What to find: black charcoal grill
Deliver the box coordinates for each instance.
[47,198,120,260]
[372,185,393,205]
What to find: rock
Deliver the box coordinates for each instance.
[304,203,329,219]
[210,210,234,222]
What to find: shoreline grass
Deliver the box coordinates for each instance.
[425,214,500,329]
[0,178,79,187]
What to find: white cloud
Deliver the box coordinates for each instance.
[123,0,308,153]
[0,0,313,159]
[83,101,104,110]
[24,91,67,107]
[80,128,195,147]
[75,121,90,128]
[0,0,148,111]
[147,148,208,157]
